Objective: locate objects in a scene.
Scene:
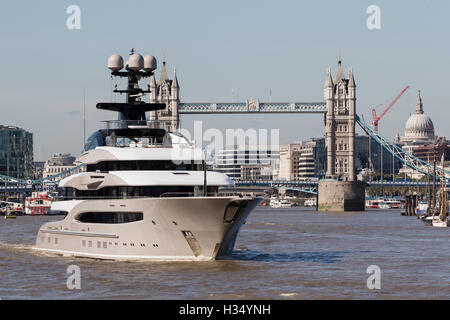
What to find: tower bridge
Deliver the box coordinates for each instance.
[1,57,448,211]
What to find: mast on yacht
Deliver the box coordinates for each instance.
[432,153,448,227]
[440,154,446,220]
[102,49,166,123]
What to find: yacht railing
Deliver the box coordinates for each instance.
[159,192,223,198]
[102,120,166,130]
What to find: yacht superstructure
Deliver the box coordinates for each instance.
[33,49,262,260]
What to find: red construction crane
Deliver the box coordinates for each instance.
[371,85,410,131]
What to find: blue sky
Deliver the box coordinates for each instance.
[0,0,448,160]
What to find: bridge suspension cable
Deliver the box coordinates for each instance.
[356,114,449,178]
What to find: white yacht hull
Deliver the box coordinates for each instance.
[33,196,262,261]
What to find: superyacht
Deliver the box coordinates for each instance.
[33,49,262,261]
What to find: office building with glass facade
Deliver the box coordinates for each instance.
[213,145,279,180]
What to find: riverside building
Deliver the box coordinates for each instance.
[278,139,326,181]
[0,125,33,179]
[43,153,82,183]
[213,145,279,180]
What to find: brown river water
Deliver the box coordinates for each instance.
[0,207,448,299]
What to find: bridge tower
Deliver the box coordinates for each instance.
[324,57,356,181]
[149,57,180,131]
[319,57,365,211]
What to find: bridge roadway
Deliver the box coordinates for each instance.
[178,102,327,114]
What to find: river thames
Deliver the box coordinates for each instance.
[0,207,449,299]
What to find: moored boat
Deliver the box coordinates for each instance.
[0,201,25,215]
[431,154,448,228]
[25,192,53,215]
[432,216,447,228]
[279,199,292,208]
[269,196,281,208]
[304,198,316,207]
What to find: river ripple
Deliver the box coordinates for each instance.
[0,207,448,299]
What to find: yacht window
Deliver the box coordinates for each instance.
[76,212,143,224]
[224,202,240,223]
[223,201,248,223]
[119,187,128,199]
[86,160,202,172]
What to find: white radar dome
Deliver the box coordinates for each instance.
[126,53,144,71]
[107,54,124,71]
[144,55,157,72]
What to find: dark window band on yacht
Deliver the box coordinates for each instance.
[63,186,219,199]
[86,160,203,172]
[76,212,143,224]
